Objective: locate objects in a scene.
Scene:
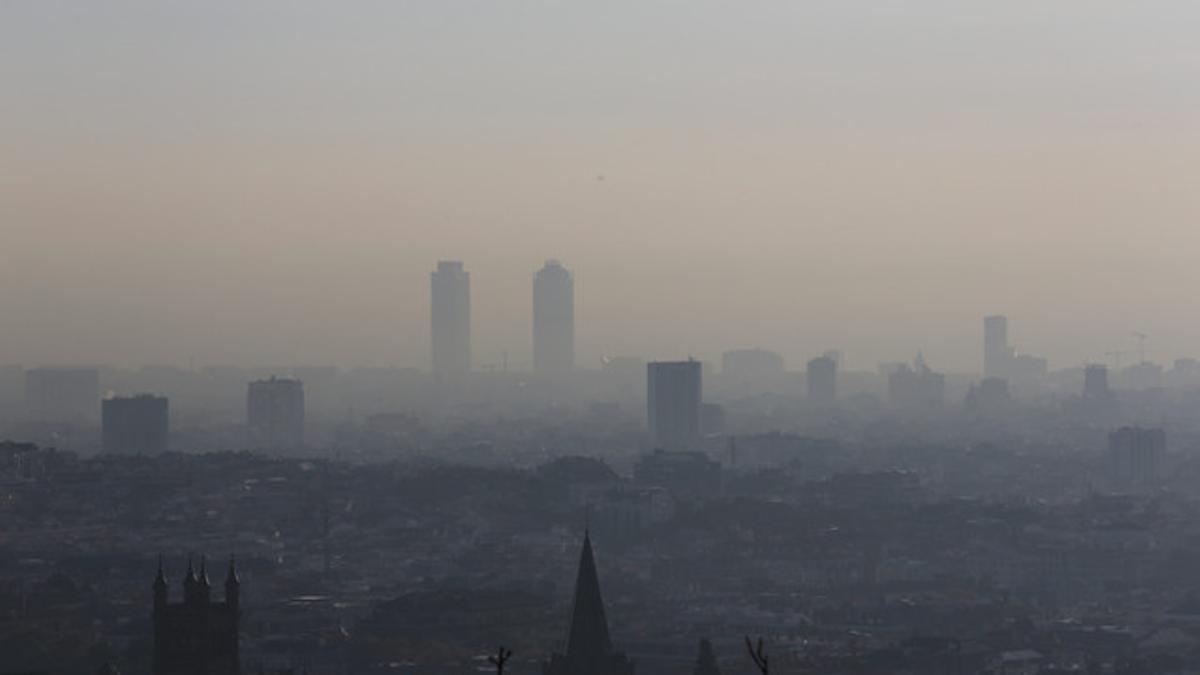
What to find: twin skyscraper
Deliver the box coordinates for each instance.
[430,259,575,381]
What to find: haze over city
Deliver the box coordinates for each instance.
[4,2,1200,371]
[8,6,1200,675]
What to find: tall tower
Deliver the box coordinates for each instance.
[431,261,471,382]
[647,360,702,451]
[533,260,575,376]
[246,377,305,450]
[543,532,634,675]
[153,556,240,675]
[983,315,1010,379]
[806,355,837,404]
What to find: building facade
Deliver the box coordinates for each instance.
[431,260,471,382]
[806,355,837,404]
[983,315,1011,379]
[153,556,240,675]
[647,360,702,451]
[533,260,575,376]
[102,394,168,455]
[246,377,305,450]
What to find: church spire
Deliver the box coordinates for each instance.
[564,531,613,661]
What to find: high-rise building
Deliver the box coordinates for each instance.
[647,360,701,451]
[806,355,837,404]
[153,556,240,675]
[24,367,100,423]
[542,532,634,675]
[102,394,168,455]
[430,260,471,381]
[983,315,1011,379]
[1108,426,1165,490]
[533,259,574,375]
[247,376,305,449]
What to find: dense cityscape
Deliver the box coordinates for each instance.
[4,259,1200,675]
[7,4,1200,675]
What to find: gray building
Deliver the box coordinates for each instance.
[647,360,701,451]
[102,394,169,455]
[1108,426,1165,490]
[721,348,784,384]
[983,315,1011,379]
[807,355,837,404]
[533,259,574,375]
[247,376,305,449]
[431,260,471,382]
[1083,363,1110,399]
[887,354,945,412]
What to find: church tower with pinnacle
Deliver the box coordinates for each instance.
[543,532,634,675]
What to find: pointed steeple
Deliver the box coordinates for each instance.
[225,555,240,609]
[154,555,167,589]
[153,555,168,609]
[564,531,613,661]
[183,556,199,604]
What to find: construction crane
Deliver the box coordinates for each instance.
[1132,332,1148,364]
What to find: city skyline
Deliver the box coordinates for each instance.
[3,4,1199,371]
[8,5,1200,675]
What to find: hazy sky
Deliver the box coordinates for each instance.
[3,2,1198,373]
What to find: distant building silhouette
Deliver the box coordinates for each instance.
[965,377,1011,416]
[887,354,945,412]
[1122,360,1163,390]
[431,260,471,382]
[24,367,100,423]
[721,349,783,385]
[983,316,1012,379]
[533,260,575,376]
[543,533,634,675]
[102,394,168,455]
[806,356,837,404]
[1083,364,1111,400]
[1108,426,1165,490]
[153,556,240,675]
[647,361,701,451]
[246,377,304,450]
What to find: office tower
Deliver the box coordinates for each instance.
[887,354,945,412]
[542,532,634,675]
[102,394,168,455]
[153,556,240,675]
[247,376,305,449]
[1108,426,1165,490]
[807,355,837,404]
[647,360,702,451]
[24,367,100,423]
[533,259,575,375]
[430,260,471,381]
[983,315,1011,379]
[1083,364,1110,399]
